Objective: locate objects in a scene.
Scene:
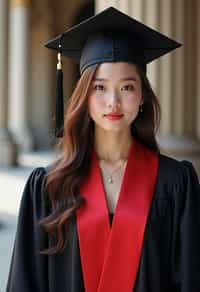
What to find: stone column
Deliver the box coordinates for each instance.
[0,0,17,166]
[158,0,173,136]
[197,0,200,138]
[8,0,33,151]
[96,0,117,12]
[171,0,185,137]
[30,1,54,148]
[157,0,200,174]
[118,0,131,14]
[143,0,160,97]
[131,0,144,21]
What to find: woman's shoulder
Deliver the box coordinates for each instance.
[157,153,199,200]
[158,153,198,179]
[21,165,53,216]
[25,166,47,194]
[26,163,54,189]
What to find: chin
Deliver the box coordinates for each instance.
[93,118,132,133]
[98,124,130,133]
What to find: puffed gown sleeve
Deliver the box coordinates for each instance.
[171,161,200,292]
[6,167,49,292]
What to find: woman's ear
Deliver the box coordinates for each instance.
[140,97,144,106]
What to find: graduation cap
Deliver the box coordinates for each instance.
[44,6,182,137]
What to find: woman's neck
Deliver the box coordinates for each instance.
[94,128,133,162]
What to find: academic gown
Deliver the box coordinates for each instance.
[6,150,200,292]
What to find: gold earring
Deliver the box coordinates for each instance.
[140,104,143,113]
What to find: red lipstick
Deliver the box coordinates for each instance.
[104,113,124,121]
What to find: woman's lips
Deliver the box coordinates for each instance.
[104,113,124,121]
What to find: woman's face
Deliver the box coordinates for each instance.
[88,62,143,133]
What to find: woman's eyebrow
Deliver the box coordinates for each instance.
[120,77,137,82]
[92,78,107,81]
[93,77,138,82]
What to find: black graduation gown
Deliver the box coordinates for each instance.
[6,154,200,292]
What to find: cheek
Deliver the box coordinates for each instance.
[123,94,141,108]
[88,94,104,115]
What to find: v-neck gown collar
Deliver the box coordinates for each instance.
[76,139,159,292]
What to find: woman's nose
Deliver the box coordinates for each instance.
[107,92,121,110]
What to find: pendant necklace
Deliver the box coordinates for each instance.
[100,160,127,184]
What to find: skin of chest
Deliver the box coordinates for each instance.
[99,163,127,213]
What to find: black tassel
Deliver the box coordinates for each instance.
[55,40,64,138]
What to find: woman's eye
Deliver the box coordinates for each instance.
[121,85,135,91]
[94,84,105,91]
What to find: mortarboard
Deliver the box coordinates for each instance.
[44,6,182,137]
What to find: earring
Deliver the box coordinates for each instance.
[140,104,143,113]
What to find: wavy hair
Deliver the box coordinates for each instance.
[39,63,161,255]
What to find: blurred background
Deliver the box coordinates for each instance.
[1,0,200,290]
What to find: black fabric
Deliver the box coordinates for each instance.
[109,213,114,226]
[6,154,200,292]
[44,7,182,75]
[79,32,147,74]
[55,69,64,137]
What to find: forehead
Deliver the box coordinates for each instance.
[94,62,140,79]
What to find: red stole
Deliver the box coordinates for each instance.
[76,139,159,292]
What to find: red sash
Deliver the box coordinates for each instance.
[76,139,158,292]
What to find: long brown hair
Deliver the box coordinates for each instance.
[39,63,161,255]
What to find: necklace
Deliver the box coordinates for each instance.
[100,160,127,184]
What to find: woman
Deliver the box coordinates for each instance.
[6,7,200,292]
